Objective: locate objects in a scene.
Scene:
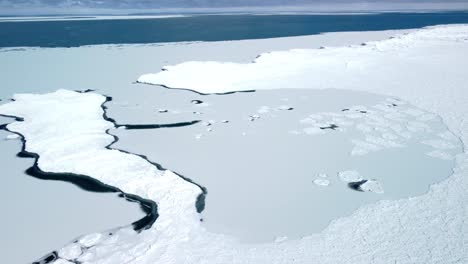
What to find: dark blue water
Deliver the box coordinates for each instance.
[1,12,468,47]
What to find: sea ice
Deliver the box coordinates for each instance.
[2,24,467,264]
[313,179,330,186]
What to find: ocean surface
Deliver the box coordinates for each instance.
[1,12,468,47]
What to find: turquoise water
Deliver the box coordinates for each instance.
[1,12,468,47]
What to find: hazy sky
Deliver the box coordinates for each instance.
[1,0,467,15]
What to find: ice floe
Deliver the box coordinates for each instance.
[349,179,385,194]
[313,179,330,186]
[338,170,363,182]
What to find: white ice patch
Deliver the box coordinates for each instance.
[359,180,384,194]
[58,243,82,260]
[338,170,363,182]
[313,179,330,186]
[78,233,103,248]
[278,105,294,111]
[5,134,20,140]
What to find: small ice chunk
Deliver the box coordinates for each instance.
[204,120,215,126]
[157,109,168,113]
[195,134,203,140]
[59,243,82,260]
[358,180,384,194]
[221,120,229,123]
[191,99,203,105]
[249,114,260,121]
[207,128,213,132]
[313,179,330,186]
[278,105,294,111]
[426,150,453,160]
[5,134,20,140]
[338,170,363,182]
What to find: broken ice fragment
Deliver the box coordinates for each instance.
[249,114,260,121]
[5,134,20,140]
[278,105,294,111]
[313,179,330,186]
[338,170,363,182]
[191,100,204,105]
[348,179,384,194]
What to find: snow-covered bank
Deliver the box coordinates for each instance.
[1,25,468,263]
[138,25,468,94]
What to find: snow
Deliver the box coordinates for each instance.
[138,25,468,95]
[1,24,468,263]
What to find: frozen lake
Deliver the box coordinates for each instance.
[0,29,406,263]
[111,88,462,242]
